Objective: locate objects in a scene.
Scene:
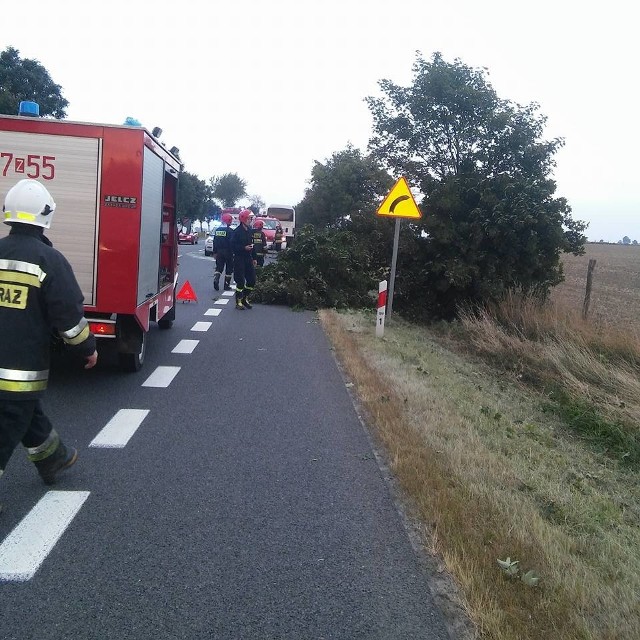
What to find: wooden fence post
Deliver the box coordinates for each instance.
[582,259,597,319]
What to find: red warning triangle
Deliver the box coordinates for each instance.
[176,280,198,302]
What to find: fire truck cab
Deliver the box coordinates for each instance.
[0,104,182,371]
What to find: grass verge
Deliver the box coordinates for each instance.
[320,307,640,640]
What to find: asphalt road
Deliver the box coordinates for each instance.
[0,244,453,640]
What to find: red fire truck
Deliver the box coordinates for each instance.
[0,107,182,371]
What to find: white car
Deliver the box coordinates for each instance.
[204,234,214,256]
[205,222,239,257]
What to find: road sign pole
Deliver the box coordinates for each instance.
[376,176,422,323]
[387,218,401,320]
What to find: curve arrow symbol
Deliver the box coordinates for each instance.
[389,195,409,213]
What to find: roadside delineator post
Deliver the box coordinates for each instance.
[376,280,387,338]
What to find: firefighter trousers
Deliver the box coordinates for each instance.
[0,399,55,474]
[233,254,256,295]
[214,252,234,279]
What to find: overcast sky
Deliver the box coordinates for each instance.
[4,0,638,241]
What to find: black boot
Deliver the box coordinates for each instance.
[235,291,245,310]
[33,442,78,486]
[243,293,253,309]
[223,276,232,291]
[213,273,220,291]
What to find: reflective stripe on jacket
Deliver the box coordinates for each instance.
[212,225,233,254]
[251,230,266,256]
[0,225,96,398]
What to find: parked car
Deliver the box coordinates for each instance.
[204,222,239,256]
[204,234,214,256]
[178,230,198,245]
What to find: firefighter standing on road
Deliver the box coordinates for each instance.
[274,223,284,251]
[251,218,268,267]
[212,212,234,291]
[231,209,256,310]
[0,179,98,511]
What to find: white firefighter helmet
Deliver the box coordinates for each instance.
[3,179,56,229]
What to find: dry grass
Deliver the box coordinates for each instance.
[457,295,640,454]
[320,306,640,640]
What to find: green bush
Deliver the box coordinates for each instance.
[254,225,383,310]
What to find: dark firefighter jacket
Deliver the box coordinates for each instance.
[231,223,256,260]
[0,224,96,399]
[251,229,267,257]
[212,225,233,255]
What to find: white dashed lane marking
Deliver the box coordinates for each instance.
[0,274,230,583]
[142,366,181,388]
[89,409,150,448]
[172,339,200,353]
[0,491,90,582]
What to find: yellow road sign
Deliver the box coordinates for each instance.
[377,176,422,219]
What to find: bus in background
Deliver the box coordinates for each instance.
[265,204,296,246]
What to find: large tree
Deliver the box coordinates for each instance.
[248,194,265,214]
[254,147,398,309]
[0,46,68,118]
[296,145,393,230]
[178,171,213,224]
[210,173,247,208]
[366,52,587,318]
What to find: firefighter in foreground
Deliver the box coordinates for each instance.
[0,179,97,510]
[212,212,234,291]
[251,218,268,267]
[232,209,257,310]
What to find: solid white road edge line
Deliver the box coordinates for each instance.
[89,409,150,448]
[172,339,200,353]
[0,491,90,582]
[142,366,181,388]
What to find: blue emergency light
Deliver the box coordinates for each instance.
[18,101,40,117]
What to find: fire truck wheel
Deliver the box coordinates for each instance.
[158,318,173,329]
[116,318,147,372]
[158,298,176,330]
